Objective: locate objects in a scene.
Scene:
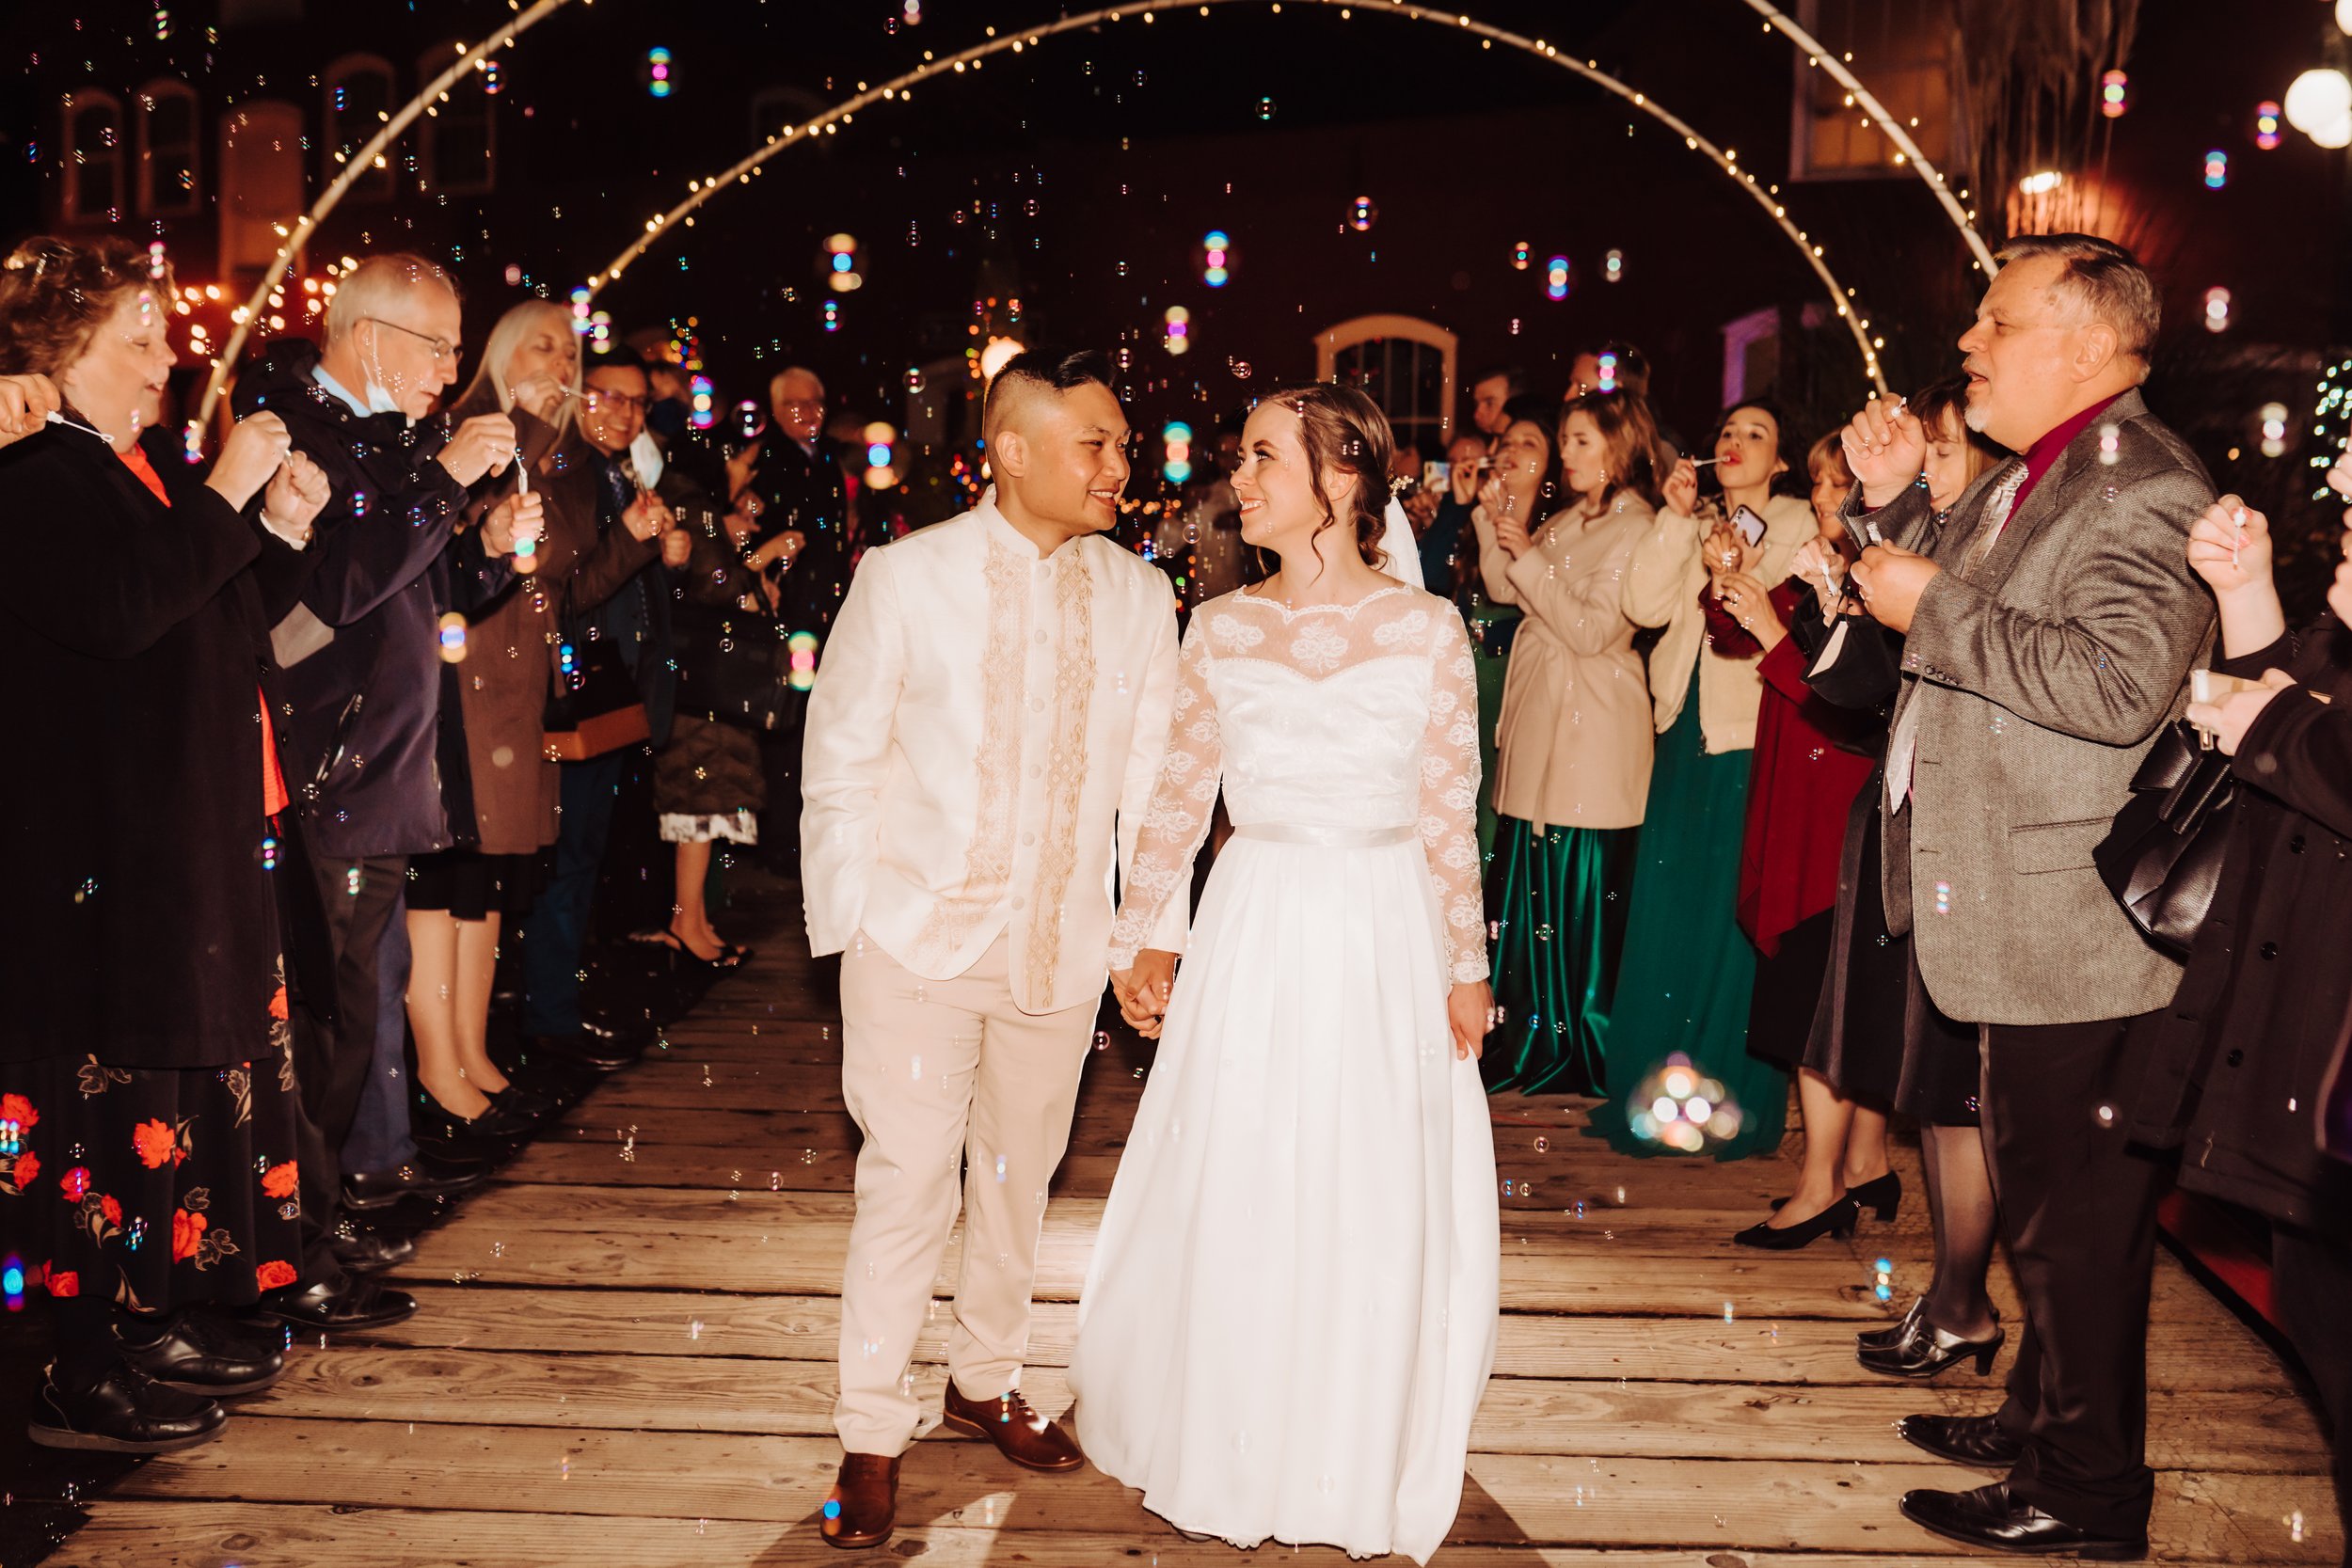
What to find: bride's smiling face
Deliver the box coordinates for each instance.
[1232,402,1354,551]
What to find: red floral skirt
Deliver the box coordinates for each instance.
[0,975,305,1312]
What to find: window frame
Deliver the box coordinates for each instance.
[135,78,202,216]
[61,88,126,225]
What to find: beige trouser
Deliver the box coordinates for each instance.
[834,930,1098,1455]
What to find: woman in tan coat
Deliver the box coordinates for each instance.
[1474,395,1659,1095]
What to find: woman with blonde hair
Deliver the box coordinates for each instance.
[1474,393,1659,1095]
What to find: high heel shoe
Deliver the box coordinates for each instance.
[1733,1195,1858,1250]
[1858,1312,2003,1378]
[1770,1170,1901,1221]
[1859,1298,1926,1354]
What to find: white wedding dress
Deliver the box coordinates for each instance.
[1072,581,1500,1564]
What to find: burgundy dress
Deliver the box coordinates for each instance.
[1703,581,1875,1069]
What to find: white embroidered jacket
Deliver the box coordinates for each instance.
[800,498,1186,1014]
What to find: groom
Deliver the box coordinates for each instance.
[800,348,1187,1548]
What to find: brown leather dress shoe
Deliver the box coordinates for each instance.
[940,1380,1086,1472]
[821,1452,899,1550]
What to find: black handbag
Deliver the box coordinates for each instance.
[542,636,649,761]
[2092,717,2239,957]
[696,608,795,733]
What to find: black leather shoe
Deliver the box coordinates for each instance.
[488,1081,563,1121]
[343,1160,490,1212]
[1734,1196,1857,1250]
[531,1031,637,1072]
[1898,1411,2026,1469]
[1861,1315,2003,1378]
[260,1276,420,1331]
[1860,1298,1926,1353]
[1900,1481,2146,1560]
[415,1090,540,1144]
[329,1222,416,1275]
[1772,1170,1900,1221]
[119,1309,285,1396]
[27,1362,227,1453]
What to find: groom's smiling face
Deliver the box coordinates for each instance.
[997,379,1133,537]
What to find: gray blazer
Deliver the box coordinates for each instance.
[1856,388,2216,1027]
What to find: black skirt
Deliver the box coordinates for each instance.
[1748,909,1836,1074]
[405,849,542,921]
[1802,774,1979,1125]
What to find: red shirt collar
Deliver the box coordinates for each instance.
[2015,390,2126,507]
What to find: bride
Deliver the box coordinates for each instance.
[1069,384,1500,1562]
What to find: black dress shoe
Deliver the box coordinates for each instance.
[1772,1170,1900,1221]
[27,1362,228,1453]
[531,1031,638,1072]
[415,1090,540,1143]
[118,1309,285,1396]
[1733,1196,1858,1250]
[1897,1411,2026,1468]
[1900,1481,2146,1560]
[260,1276,420,1331]
[488,1082,562,1121]
[1859,1298,1926,1353]
[329,1223,416,1275]
[342,1160,491,1212]
[1860,1315,2002,1378]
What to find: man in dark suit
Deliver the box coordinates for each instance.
[731,365,857,875]
[1847,233,2216,1560]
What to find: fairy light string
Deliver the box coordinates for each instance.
[580,0,1931,394]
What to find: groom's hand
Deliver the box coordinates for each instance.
[1112,950,1178,1039]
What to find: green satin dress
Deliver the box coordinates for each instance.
[1585,667,1788,1160]
[1464,593,1519,860]
[1482,819,1633,1095]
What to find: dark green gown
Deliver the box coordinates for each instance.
[1482,820,1633,1095]
[1585,666,1788,1160]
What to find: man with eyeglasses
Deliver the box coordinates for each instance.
[729,366,855,878]
[233,252,540,1333]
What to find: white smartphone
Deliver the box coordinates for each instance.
[1732,505,1767,549]
[1424,460,1450,491]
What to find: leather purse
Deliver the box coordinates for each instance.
[2092,717,2238,957]
[542,636,649,761]
[696,607,796,733]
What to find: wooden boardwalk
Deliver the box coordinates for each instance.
[56,872,2343,1566]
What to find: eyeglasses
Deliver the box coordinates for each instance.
[581,389,649,415]
[364,317,457,365]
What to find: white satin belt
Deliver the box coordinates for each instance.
[1232,822,1418,847]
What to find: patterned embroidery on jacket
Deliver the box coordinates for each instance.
[914,537,1028,962]
[1025,548,1098,1006]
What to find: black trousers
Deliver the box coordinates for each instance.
[1981,1008,2167,1541]
[287,848,406,1277]
[755,689,808,874]
[2275,1223,2352,1568]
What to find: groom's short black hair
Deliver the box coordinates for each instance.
[982,347,1118,438]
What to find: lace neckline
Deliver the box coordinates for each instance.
[1232,582,1412,622]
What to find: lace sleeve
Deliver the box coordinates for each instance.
[1106,615,1222,971]
[1419,607,1490,984]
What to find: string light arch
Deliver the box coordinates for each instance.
[583,0,1921,394]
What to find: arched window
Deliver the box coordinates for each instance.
[1314,314,1459,457]
[61,90,125,224]
[136,79,201,215]
[418,44,496,196]
[323,54,396,202]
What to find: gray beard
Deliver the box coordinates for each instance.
[1963,402,1992,435]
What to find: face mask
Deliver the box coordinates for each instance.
[363,335,414,427]
[628,430,665,491]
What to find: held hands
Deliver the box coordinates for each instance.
[259,449,331,541]
[1661,457,1700,518]
[2185,667,2295,756]
[1716,571,1787,651]
[485,489,546,560]
[207,410,294,511]
[660,525,695,570]
[1849,540,1940,634]
[0,372,61,450]
[621,489,675,544]
[1448,980,1494,1062]
[1111,950,1179,1039]
[1841,398,1929,508]
[438,412,521,487]
[2185,495,2275,597]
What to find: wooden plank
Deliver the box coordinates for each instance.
[376,1286,2297,1393]
[104,1422,2343,1559]
[229,1345,2327,1473]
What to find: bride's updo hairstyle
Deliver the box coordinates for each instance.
[0,235,166,376]
[1263,382,1394,572]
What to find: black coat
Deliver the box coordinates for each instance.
[0,426,310,1069]
[234,341,508,860]
[2131,618,2352,1239]
[747,434,855,658]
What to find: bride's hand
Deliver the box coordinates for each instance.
[1112,950,1178,1039]
[1448,980,1494,1061]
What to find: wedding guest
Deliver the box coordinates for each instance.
[1708,435,1879,1243]
[1567,341,1652,402]
[799,349,1183,1548]
[1475,394,1658,1096]
[1467,364,1526,439]
[1844,234,2213,1560]
[236,252,532,1323]
[516,357,671,1071]
[2136,483,2352,1558]
[0,243,327,1451]
[1417,429,1489,604]
[1601,402,1816,1160]
[736,365,854,877]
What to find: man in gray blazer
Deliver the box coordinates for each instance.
[1847,233,2215,1560]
